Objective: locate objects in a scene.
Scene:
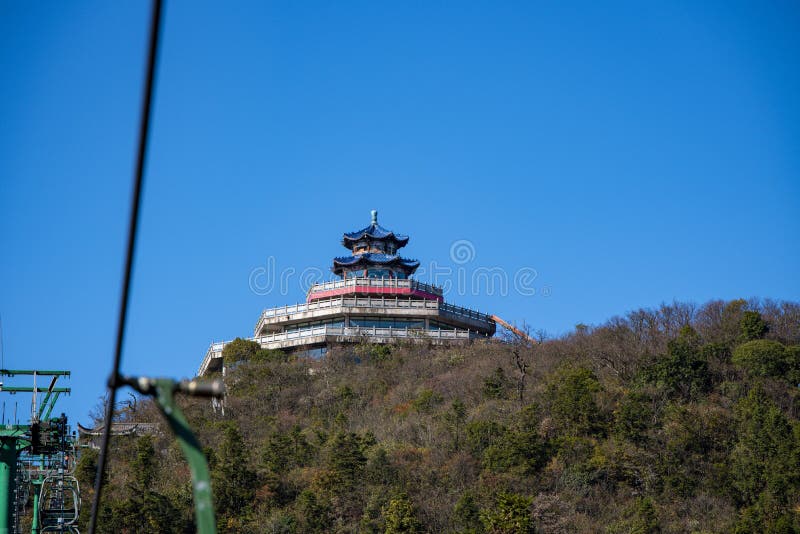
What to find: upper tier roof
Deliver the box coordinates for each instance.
[333,252,419,275]
[342,210,410,249]
[332,253,420,271]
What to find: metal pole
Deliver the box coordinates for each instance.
[88,0,163,531]
[151,381,216,534]
[31,486,38,534]
[0,438,18,534]
[118,376,222,534]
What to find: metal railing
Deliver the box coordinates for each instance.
[199,325,479,376]
[258,296,437,320]
[438,301,494,322]
[308,277,443,297]
[255,295,493,334]
[257,325,474,343]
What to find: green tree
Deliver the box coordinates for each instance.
[732,340,787,378]
[700,342,732,364]
[360,489,392,534]
[645,327,710,399]
[608,497,660,534]
[454,491,483,533]
[735,491,800,533]
[719,299,750,345]
[132,434,157,490]
[75,448,101,530]
[222,337,262,365]
[295,489,332,533]
[368,343,392,362]
[545,364,605,435]
[263,425,314,474]
[479,492,534,534]
[613,391,653,445]
[466,420,505,457]
[483,367,509,400]
[786,345,800,385]
[382,493,421,534]
[75,447,99,489]
[656,402,733,497]
[630,497,660,534]
[730,386,800,507]
[483,405,548,476]
[212,423,259,524]
[326,432,368,493]
[443,398,467,450]
[740,311,769,342]
[127,436,186,533]
[412,388,443,413]
[251,347,289,363]
[365,447,397,486]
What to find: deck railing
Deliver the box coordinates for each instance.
[256,325,474,343]
[254,295,493,334]
[308,277,443,297]
[199,325,478,376]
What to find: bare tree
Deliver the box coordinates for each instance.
[501,321,535,405]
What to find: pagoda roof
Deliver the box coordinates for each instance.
[342,210,410,249]
[332,253,420,273]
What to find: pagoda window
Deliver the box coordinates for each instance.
[348,317,369,328]
[348,317,426,329]
[284,318,344,333]
[367,268,391,279]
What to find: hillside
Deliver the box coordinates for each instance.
[77,298,800,533]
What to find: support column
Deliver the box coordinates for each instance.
[31,486,39,534]
[0,438,18,534]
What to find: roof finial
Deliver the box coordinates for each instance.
[371,209,378,225]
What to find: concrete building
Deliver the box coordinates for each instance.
[198,211,496,376]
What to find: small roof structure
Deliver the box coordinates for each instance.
[332,253,420,276]
[341,210,410,249]
[77,421,160,449]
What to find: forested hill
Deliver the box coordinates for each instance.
[78,298,800,533]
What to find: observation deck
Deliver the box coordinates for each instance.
[255,294,494,336]
[199,325,483,376]
[306,277,442,301]
[197,211,502,377]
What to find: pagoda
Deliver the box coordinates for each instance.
[198,211,497,376]
[333,209,419,280]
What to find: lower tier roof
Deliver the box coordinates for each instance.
[254,295,495,336]
[332,253,420,275]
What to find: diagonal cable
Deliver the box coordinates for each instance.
[87,1,163,531]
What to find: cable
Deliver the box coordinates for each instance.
[0,312,5,370]
[87,1,163,532]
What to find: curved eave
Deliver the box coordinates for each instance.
[333,253,419,266]
[341,224,410,249]
[331,254,420,275]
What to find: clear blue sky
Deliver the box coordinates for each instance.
[2,1,799,422]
